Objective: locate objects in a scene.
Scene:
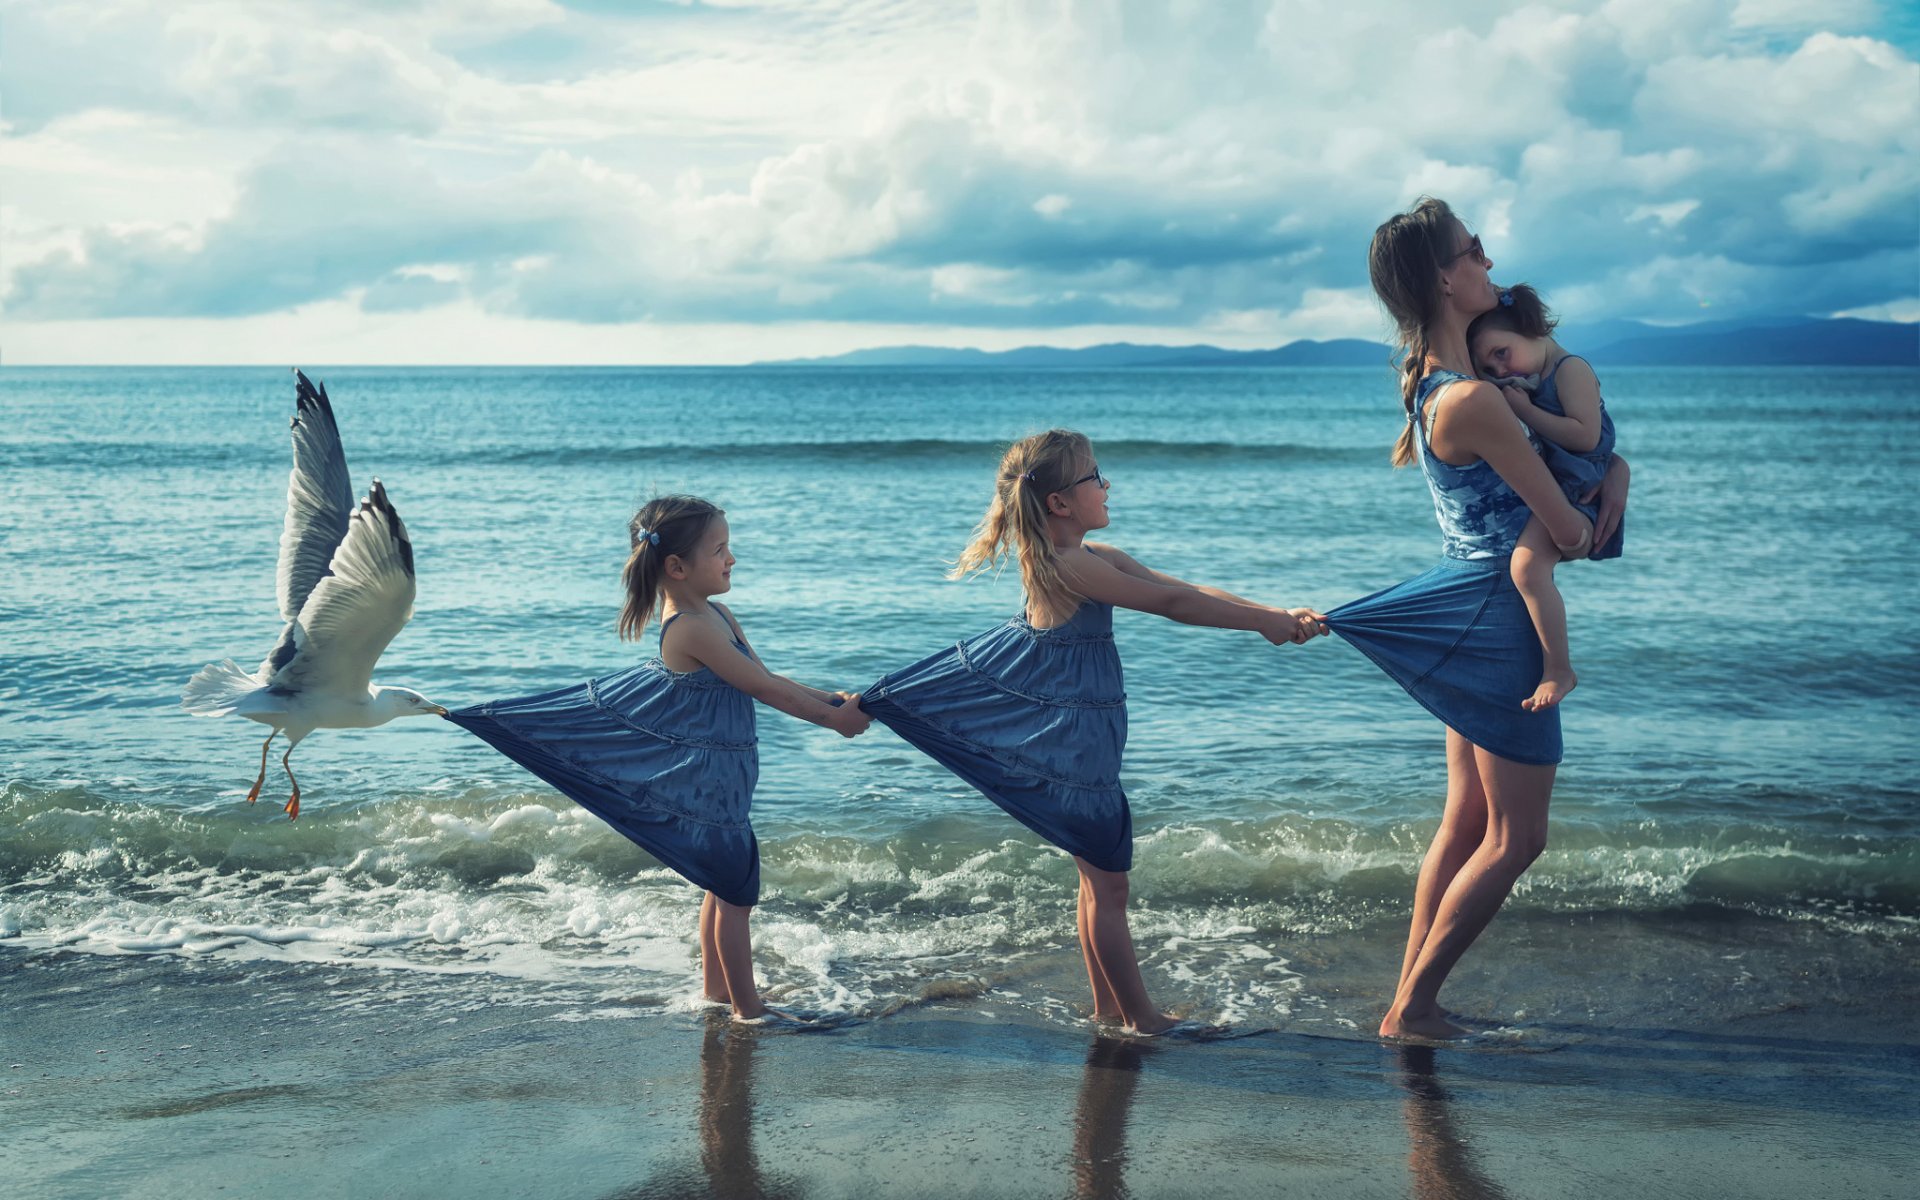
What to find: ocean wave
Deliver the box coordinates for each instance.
[424,438,1371,469]
[1,436,1370,473]
[6,780,1914,1026]
[5,782,1913,930]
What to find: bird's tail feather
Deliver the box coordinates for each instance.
[181,659,264,716]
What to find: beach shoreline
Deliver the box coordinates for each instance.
[6,946,1913,1199]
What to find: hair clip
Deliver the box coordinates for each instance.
[639,528,660,547]
[1498,289,1515,307]
[1020,471,1037,484]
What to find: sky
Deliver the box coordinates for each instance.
[2,0,1916,364]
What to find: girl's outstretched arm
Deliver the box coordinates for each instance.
[676,606,870,737]
[1503,357,1604,452]
[1087,542,1263,606]
[713,603,847,707]
[1087,544,1329,638]
[1057,547,1311,644]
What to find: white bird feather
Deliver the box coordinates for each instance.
[182,369,444,818]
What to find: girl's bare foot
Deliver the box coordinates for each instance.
[1090,1008,1126,1025]
[1379,1004,1470,1042]
[1522,668,1576,711]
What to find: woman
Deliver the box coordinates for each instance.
[1330,198,1629,1040]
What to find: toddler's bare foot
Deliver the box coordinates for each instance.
[1379,1004,1470,1042]
[1522,668,1576,711]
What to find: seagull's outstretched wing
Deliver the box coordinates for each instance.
[278,370,355,624]
[268,479,417,699]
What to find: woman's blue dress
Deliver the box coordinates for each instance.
[860,601,1133,873]
[1327,369,1563,765]
[1533,355,1622,561]
[445,616,762,907]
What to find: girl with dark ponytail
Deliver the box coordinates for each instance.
[1326,200,1631,1041]
[448,494,871,1022]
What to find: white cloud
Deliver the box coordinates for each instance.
[1,0,1914,359]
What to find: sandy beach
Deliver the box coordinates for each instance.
[6,946,1913,1199]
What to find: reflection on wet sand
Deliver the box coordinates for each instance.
[1071,1035,1155,1199]
[1397,1046,1511,1200]
[608,1014,797,1200]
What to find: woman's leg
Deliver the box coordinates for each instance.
[1077,873,1124,1022]
[711,897,766,1019]
[699,892,729,1004]
[1073,857,1174,1034]
[1381,747,1554,1040]
[1511,517,1576,711]
[1396,731,1489,995]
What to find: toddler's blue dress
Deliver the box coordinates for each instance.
[445,615,762,907]
[1327,370,1562,765]
[1532,355,1622,560]
[860,601,1133,873]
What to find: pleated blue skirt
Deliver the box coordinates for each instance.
[446,661,762,907]
[861,602,1133,873]
[1328,556,1563,766]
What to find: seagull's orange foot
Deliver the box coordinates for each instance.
[284,791,301,820]
[244,778,264,805]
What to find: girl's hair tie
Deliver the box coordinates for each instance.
[1498,289,1515,307]
[1020,471,1037,484]
[638,528,661,547]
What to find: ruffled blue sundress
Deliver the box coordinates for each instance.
[1534,355,1622,561]
[1327,370,1563,765]
[446,613,762,906]
[860,601,1133,873]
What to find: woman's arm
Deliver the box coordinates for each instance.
[1057,547,1308,643]
[1502,358,1603,452]
[678,609,869,736]
[1432,380,1593,555]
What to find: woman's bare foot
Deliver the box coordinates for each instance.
[1125,1012,1178,1036]
[1380,1004,1470,1042]
[1522,668,1576,711]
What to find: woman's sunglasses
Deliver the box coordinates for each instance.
[1444,234,1488,267]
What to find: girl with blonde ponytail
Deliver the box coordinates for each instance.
[1326,199,1632,1041]
[860,430,1329,1035]
[448,493,871,1022]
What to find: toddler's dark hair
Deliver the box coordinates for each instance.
[1467,282,1558,346]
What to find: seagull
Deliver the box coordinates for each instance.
[182,369,445,818]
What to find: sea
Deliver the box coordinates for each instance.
[3,364,1917,1040]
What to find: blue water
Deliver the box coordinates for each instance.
[3,365,1916,1032]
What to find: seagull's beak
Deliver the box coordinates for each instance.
[429,704,450,716]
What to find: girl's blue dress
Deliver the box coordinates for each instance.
[860,601,1133,873]
[445,616,762,907]
[1327,370,1563,765]
[1533,355,1622,560]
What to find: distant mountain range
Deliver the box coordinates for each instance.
[761,318,1916,368]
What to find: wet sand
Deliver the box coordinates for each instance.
[4,948,1914,1199]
